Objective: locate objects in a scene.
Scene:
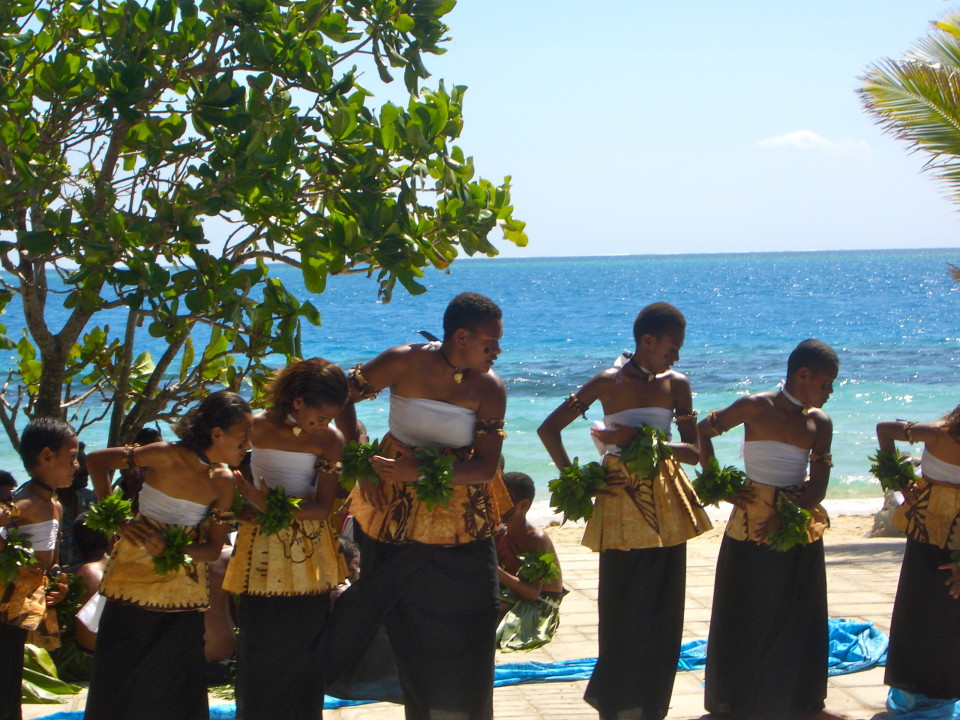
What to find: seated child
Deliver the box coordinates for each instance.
[495,472,565,652]
[0,418,77,720]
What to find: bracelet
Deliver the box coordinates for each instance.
[474,418,507,439]
[674,409,699,423]
[564,393,590,419]
[123,445,138,470]
[348,365,379,400]
[315,458,343,475]
[707,410,726,435]
[207,508,236,524]
[903,421,916,444]
[809,451,833,468]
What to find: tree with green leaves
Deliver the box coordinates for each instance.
[0,0,526,449]
[860,12,960,204]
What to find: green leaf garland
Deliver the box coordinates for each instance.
[619,425,672,479]
[548,458,608,523]
[412,447,455,511]
[151,526,194,575]
[0,528,38,586]
[255,486,302,535]
[868,449,918,493]
[84,489,134,536]
[340,438,384,491]
[516,549,560,584]
[693,457,747,507]
[766,500,812,552]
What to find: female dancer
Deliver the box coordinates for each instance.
[538,302,710,720]
[84,391,251,720]
[877,409,960,708]
[223,358,348,719]
[325,292,510,720]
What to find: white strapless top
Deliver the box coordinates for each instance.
[251,447,318,497]
[921,448,960,485]
[594,407,674,456]
[742,440,809,488]
[138,483,209,526]
[389,394,475,449]
[1,519,59,551]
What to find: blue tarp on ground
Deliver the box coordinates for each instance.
[32,618,902,718]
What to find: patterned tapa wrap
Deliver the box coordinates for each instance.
[582,454,712,552]
[99,515,209,612]
[893,478,960,550]
[223,516,346,596]
[724,480,829,545]
[0,571,47,631]
[346,435,512,546]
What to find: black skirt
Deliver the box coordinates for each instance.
[704,535,828,720]
[235,593,331,720]
[84,601,208,720]
[0,621,28,720]
[885,537,960,700]
[584,544,686,720]
[322,537,499,720]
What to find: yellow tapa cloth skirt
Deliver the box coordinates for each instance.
[223,518,346,596]
[99,518,209,612]
[724,480,829,545]
[347,435,512,545]
[582,455,712,552]
[893,478,960,550]
[0,572,47,631]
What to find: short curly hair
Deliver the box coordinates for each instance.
[20,417,77,472]
[442,293,502,340]
[632,303,686,344]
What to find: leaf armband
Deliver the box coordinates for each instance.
[152,526,195,575]
[766,500,812,552]
[0,528,38,586]
[548,458,608,523]
[84,490,134,536]
[868,449,918,493]
[255,486,302,536]
[516,549,561,584]
[618,424,672,480]
[693,457,747,507]
[339,438,385,492]
[412,447,455,511]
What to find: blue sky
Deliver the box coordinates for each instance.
[392,1,960,257]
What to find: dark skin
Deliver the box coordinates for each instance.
[495,494,563,613]
[87,417,252,562]
[697,365,837,541]
[337,319,507,509]
[538,329,699,495]
[877,417,960,600]
[0,436,80,605]
[241,401,346,521]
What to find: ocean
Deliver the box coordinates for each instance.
[3,248,958,519]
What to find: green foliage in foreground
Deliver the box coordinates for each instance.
[152,526,194,574]
[0,0,526,449]
[255,486,301,535]
[340,438,385,492]
[693,457,747,507]
[619,425,672,480]
[766,501,812,552]
[0,528,38,585]
[516,549,560,584]
[548,458,607,523]
[412,446,455,510]
[84,489,134,536]
[868,449,918,493]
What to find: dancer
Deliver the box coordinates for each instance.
[538,302,711,720]
[84,391,251,720]
[699,339,839,720]
[876,410,960,708]
[325,292,509,720]
[0,418,77,720]
[223,358,348,719]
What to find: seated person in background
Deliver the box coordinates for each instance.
[0,471,17,504]
[495,471,565,652]
[114,426,163,513]
[57,443,95,567]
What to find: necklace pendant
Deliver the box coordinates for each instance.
[453,370,464,384]
[292,425,303,437]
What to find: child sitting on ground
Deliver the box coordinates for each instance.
[0,418,77,720]
[495,471,565,652]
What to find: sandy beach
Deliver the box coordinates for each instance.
[24,513,908,720]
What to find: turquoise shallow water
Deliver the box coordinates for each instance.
[1,248,957,515]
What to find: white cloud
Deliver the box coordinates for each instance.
[756,129,872,155]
